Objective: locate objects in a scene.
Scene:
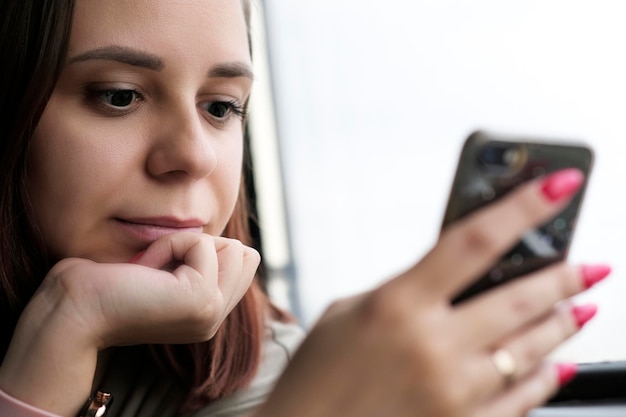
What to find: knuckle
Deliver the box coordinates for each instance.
[554,307,577,337]
[221,235,242,247]
[505,286,538,317]
[359,288,410,328]
[504,263,575,317]
[244,246,261,265]
[215,235,239,247]
[360,291,456,370]
[216,237,246,259]
[48,257,84,278]
[501,180,554,228]
[326,290,475,417]
[197,233,217,249]
[47,258,90,294]
[509,187,539,222]
[552,263,579,297]
[454,221,503,256]
[169,230,204,246]
[322,295,359,319]
[182,231,211,247]
[322,298,345,317]
[518,342,544,368]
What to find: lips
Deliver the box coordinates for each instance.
[115,217,204,243]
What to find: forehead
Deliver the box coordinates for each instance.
[70,0,250,65]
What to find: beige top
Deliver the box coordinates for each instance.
[97,320,305,417]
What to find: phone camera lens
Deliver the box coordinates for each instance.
[479,146,509,166]
[477,144,523,171]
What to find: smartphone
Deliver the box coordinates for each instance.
[443,130,594,304]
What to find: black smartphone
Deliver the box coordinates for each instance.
[443,130,594,304]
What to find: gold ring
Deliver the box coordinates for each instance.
[491,348,517,385]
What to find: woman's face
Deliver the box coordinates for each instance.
[27,0,253,262]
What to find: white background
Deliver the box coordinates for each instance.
[262,0,626,363]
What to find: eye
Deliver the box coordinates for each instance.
[99,90,138,108]
[83,86,143,116]
[206,102,231,118]
[202,100,246,122]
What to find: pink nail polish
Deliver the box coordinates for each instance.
[129,250,145,264]
[540,169,584,202]
[572,304,598,328]
[556,362,578,386]
[581,264,611,289]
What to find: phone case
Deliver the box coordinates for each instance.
[444,130,594,303]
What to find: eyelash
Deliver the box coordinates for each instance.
[84,87,247,124]
[201,100,247,124]
[84,88,142,115]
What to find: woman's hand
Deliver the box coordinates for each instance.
[257,169,609,417]
[0,232,259,416]
[46,232,260,347]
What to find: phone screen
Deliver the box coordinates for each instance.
[443,131,594,304]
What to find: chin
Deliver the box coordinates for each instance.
[67,247,135,264]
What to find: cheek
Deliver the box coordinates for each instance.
[213,138,245,232]
[27,132,81,258]
[28,94,135,204]
[29,120,81,222]
[29,111,106,213]
[26,96,134,257]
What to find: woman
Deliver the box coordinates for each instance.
[0,1,609,416]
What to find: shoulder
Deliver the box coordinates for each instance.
[263,319,306,365]
[185,319,305,417]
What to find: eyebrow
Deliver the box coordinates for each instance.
[209,62,254,80]
[67,46,164,71]
[67,45,254,80]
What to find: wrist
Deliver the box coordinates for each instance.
[0,293,99,416]
[0,387,62,417]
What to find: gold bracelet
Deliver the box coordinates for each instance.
[79,391,112,417]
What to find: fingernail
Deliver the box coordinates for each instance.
[581,264,611,289]
[572,303,598,328]
[540,169,584,202]
[556,362,578,386]
[128,251,145,264]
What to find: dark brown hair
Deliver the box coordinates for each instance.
[0,0,277,413]
[0,0,76,360]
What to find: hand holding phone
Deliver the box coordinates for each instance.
[443,130,594,304]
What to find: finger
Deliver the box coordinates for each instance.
[453,262,608,347]
[493,303,588,383]
[475,302,588,398]
[232,245,261,306]
[240,245,261,291]
[478,363,560,417]
[396,169,585,302]
[213,236,259,312]
[133,232,219,281]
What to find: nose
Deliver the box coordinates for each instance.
[146,102,217,180]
